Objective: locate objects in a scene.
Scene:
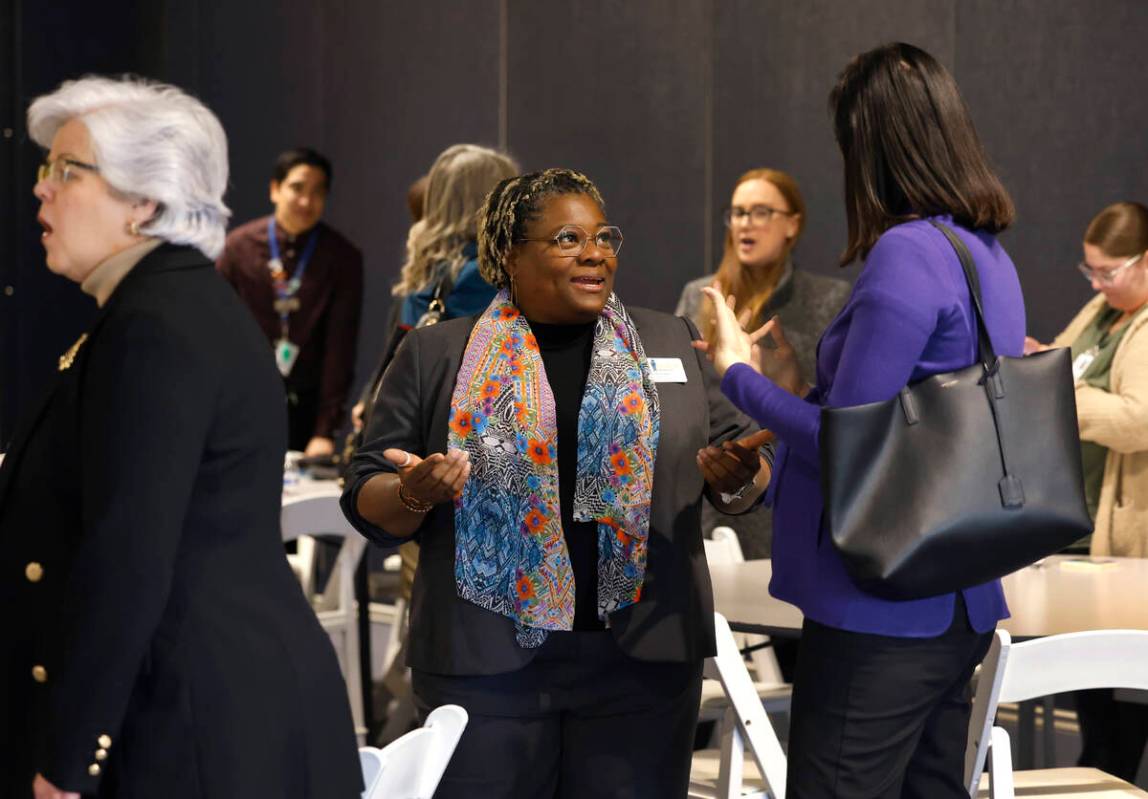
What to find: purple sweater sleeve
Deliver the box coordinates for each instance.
[720,233,942,464]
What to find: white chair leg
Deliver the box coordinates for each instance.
[717,707,745,799]
[987,726,1014,799]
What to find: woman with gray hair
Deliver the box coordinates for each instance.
[0,76,360,799]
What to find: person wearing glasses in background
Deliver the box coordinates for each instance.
[0,76,359,799]
[675,168,849,559]
[1026,201,1148,783]
[216,147,363,457]
[342,168,772,797]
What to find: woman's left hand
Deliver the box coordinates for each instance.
[33,774,79,799]
[697,428,774,495]
[692,283,754,377]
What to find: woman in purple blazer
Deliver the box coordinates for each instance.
[700,43,1024,798]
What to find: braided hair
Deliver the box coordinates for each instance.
[477,168,605,289]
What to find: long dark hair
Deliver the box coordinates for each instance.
[830,42,1014,265]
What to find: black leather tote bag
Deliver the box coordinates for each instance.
[820,222,1091,600]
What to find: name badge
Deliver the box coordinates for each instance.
[647,357,688,383]
[1072,347,1098,382]
[275,338,300,377]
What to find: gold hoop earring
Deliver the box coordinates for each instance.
[508,273,517,306]
[127,220,140,237]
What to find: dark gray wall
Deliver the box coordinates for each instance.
[6,0,1148,439]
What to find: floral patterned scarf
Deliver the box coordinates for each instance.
[448,289,660,647]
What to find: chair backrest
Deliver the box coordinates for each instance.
[359,748,384,798]
[362,704,469,799]
[281,491,364,605]
[705,526,746,565]
[281,491,358,542]
[965,628,1148,796]
[712,613,787,798]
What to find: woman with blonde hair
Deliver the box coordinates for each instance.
[393,143,519,327]
[676,168,849,557]
[356,144,517,430]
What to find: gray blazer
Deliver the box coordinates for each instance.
[675,262,851,385]
[343,307,752,676]
[676,264,851,558]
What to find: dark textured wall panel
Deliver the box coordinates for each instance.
[711,0,954,289]
[955,0,1148,340]
[3,0,152,442]
[196,0,327,227]
[9,1,1148,440]
[506,0,712,313]
[321,1,502,390]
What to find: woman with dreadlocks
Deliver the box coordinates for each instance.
[342,168,771,797]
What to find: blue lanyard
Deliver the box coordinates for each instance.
[268,217,320,290]
[267,217,320,335]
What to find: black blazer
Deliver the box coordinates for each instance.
[0,245,359,798]
[343,307,752,676]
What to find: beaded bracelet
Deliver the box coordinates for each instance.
[397,481,435,514]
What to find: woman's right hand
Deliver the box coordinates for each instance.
[384,447,470,507]
[694,283,754,377]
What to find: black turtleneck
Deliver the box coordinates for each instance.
[528,318,605,631]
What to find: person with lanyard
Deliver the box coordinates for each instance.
[1026,201,1148,782]
[217,147,363,456]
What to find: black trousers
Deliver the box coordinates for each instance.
[786,598,993,799]
[412,630,703,799]
[285,385,319,451]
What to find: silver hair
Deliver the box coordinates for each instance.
[28,75,231,259]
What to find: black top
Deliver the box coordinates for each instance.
[529,319,604,631]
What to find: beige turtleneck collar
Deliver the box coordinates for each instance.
[80,238,164,307]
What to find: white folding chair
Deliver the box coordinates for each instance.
[690,613,787,799]
[700,528,790,731]
[281,490,368,743]
[359,704,469,799]
[966,629,1148,798]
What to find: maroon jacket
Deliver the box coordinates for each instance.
[217,215,363,438]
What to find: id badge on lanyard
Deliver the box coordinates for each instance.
[275,339,301,377]
[267,218,320,377]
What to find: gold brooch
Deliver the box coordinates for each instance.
[58,333,89,371]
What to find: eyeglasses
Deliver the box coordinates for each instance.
[518,224,624,257]
[37,156,99,185]
[1077,253,1143,285]
[723,205,794,228]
